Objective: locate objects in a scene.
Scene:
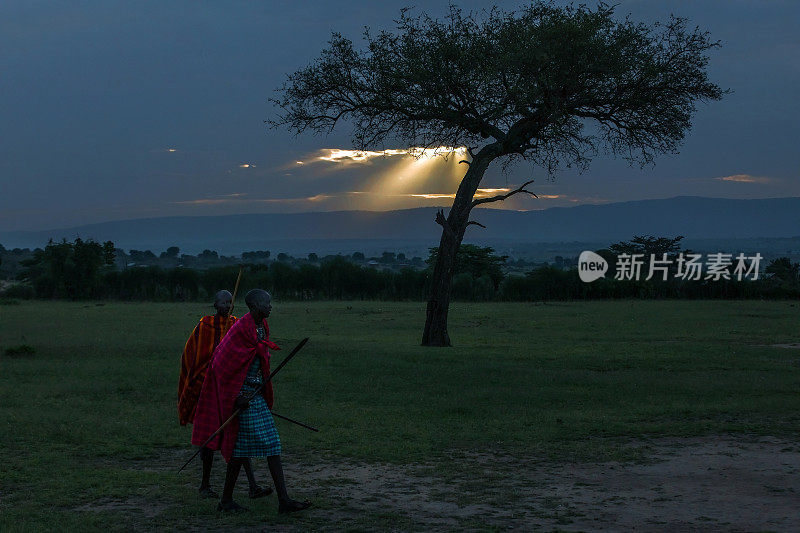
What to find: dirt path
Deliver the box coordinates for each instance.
[78,435,800,531]
[286,435,800,531]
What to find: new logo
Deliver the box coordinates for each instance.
[578,251,608,282]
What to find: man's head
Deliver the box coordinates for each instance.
[213,290,233,317]
[245,289,272,322]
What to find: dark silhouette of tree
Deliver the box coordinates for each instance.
[765,257,800,283]
[129,249,157,264]
[242,250,271,263]
[609,235,685,258]
[102,241,117,265]
[607,235,688,277]
[21,238,115,298]
[271,2,727,345]
[160,246,180,259]
[198,249,219,261]
[427,244,507,289]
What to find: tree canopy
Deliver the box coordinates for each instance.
[608,235,686,258]
[271,2,727,172]
[427,244,507,289]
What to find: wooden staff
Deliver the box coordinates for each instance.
[271,411,318,432]
[230,266,244,314]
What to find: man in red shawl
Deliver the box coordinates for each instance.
[192,289,311,514]
[178,290,271,500]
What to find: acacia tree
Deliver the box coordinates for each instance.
[270,2,727,346]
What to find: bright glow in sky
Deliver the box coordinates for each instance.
[303,146,467,164]
[715,174,773,184]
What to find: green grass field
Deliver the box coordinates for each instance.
[1,300,799,530]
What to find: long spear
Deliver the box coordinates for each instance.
[178,337,310,473]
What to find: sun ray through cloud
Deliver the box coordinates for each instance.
[287,146,471,209]
[714,174,774,184]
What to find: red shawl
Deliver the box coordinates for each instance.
[190,312,280,461]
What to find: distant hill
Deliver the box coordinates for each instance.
[1,196,799,255]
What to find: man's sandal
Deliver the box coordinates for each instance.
[278,499,312,514]
[217,500,249,513]
[249,486,274,499]
[198,486,218,499]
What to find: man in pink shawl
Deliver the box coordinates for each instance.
[192,289,311,514]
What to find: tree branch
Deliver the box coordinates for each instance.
[472,179,538,207]
[466,220,486,229]
[435,209,455,237]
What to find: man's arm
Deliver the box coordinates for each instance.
[234,394,250,411]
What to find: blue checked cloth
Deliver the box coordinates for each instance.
[232,357,281,457]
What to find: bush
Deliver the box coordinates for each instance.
[450,272,474,300]
[2,283,35,299]
[4,344,35,357]
[473,274,495,301]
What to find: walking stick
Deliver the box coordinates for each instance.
[230,266,244,314]
[178,337,310,473]
[271,411,319,432]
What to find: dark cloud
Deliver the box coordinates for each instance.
[0,0,798,230]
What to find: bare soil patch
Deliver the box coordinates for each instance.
[84,436,800,531]
[284,435,800,531]
[74,497,170,519]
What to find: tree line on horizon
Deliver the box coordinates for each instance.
[1,237,799,302]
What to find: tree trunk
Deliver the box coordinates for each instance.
[421,219,459,346]
[421,154,493,346]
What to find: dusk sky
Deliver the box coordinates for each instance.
[1,0,798,232]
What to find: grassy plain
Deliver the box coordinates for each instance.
[1,299,799,530]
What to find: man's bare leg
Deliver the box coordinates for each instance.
[217,458,248,512]
[243,459,273,498]
[198,447,217,498]
[267,455,311,514]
